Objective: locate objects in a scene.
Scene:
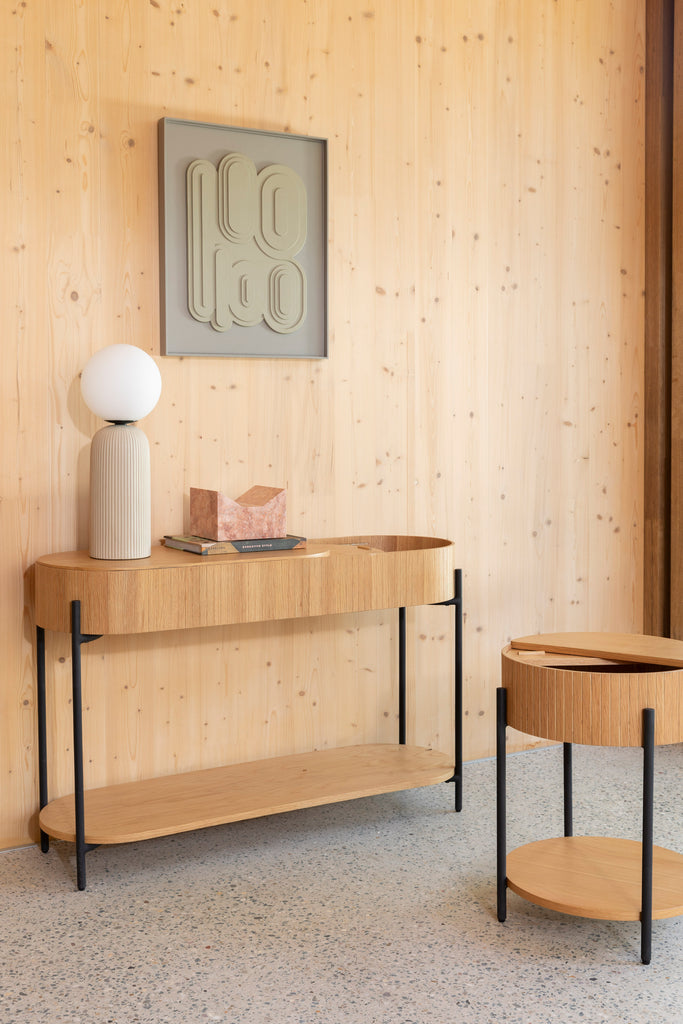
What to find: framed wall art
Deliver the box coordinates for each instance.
[158,117,328,358]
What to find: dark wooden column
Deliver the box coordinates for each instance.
[644,0,674,635]
[671,0,683,637]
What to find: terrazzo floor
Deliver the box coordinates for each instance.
[1,744,681,1024]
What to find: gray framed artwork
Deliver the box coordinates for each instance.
[158,117,327,358]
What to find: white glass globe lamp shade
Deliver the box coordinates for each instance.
[81,345,162,560]
[81,343,162,423]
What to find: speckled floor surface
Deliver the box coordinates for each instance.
[1,744,681,1024]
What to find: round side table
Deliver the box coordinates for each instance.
[497,632,683,964]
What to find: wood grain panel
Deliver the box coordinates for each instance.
[2,0,645,848]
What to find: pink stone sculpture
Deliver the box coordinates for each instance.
[190,485,287,541]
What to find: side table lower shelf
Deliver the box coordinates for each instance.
[39,743,453,846]
[507,837,683,922]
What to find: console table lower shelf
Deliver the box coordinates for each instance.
[39,743,453,846]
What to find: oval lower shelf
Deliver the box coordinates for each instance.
[507,836,683,921]
[39,743,453,846]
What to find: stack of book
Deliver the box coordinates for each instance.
[163,534,307,555]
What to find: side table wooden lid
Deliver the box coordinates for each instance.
[502,634,683,746]
[511,631,683,668]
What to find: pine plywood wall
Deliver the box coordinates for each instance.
[1,0,644,849]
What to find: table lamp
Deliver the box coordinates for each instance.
[81,344,162,559]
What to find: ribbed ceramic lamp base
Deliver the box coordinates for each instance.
[89,424,151,560]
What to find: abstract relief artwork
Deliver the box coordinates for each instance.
[158,119,327,358]
[186,155,307,334]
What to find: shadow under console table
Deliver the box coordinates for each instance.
[34,535,462,889]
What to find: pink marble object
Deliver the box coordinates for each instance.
[190,485,287,541]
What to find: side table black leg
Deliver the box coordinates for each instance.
[641,707,655,965]
[398,607,406,746]
[563,743,573,837]
[36,626,49,853]
[496,686,507,922]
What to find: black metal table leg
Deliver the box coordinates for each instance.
[453,568,463,812]
[398,607,406,746]
[395,575,466,810]
[69,600,101,892]
[641,707,655,965]
[433,570,463,810]
[563,742,573,837]
[71,602,87,891]
[36,626,49,853]
[496,686,507,922]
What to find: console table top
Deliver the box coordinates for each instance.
[34,535,455,635]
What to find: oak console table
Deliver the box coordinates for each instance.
[496,633,683,964]
[34,536,462,890]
